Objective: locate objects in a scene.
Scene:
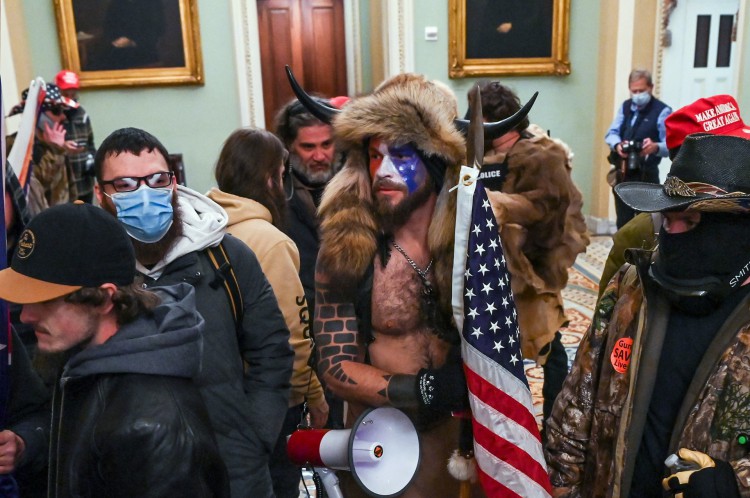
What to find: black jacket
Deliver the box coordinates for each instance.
[8,328,50,498]
[285,173,323,314]
[139,234,293,498]
[48,285,229,498]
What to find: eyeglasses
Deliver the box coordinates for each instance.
[49,106,64,116]
[99,171,174,193]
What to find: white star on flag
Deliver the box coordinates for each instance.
[451,166,551,497]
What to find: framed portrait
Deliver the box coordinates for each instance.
[448,0,571,78]
[53,0,204,88]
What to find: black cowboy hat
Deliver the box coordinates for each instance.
[615,134,750,213]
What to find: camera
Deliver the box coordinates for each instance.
[621,139,643,173]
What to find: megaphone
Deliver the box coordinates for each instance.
[287,407,420,497]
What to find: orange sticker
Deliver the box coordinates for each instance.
[610,337,633,373]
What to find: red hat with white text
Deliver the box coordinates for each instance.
[665,94,750,150]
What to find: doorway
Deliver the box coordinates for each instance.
[661,0,740,109]
[256,0,348,127]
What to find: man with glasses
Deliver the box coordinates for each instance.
[93,127,293,498]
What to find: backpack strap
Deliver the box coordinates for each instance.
[206,242,244,327]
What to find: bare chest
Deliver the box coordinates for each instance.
[368,252,448,373]
[370,252,432,335]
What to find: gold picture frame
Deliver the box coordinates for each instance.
[53,0,204,88]
[448,0,571,78]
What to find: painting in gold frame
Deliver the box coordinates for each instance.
[53,0,204,88]
[448,0,571,78]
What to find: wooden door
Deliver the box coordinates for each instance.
[257,0,348,127]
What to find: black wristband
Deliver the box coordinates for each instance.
[386,374,419,408]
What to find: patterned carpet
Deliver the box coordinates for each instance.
[524,235,613,426]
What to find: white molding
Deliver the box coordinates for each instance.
[230,0,265,127]
[734,0,746,96]
[1,0,21,135]
[344,0,362,94]
[384,0,414,77]
[614,0,636,114]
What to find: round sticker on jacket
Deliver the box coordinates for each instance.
[610,337,633,373]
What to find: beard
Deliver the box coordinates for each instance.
[373,177,433,233]
[289,152,336,187]
[101,191,183,267]
[131,193,184,266]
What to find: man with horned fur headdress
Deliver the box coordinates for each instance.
[309,73,503,497]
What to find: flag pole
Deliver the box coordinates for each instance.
[449,84,485,495]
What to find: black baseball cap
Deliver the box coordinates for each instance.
[0,202,135,304]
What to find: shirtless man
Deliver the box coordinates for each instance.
[297,73,528,497]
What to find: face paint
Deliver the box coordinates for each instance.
[368,139,427,194]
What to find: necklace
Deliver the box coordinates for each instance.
[391,241,434,296]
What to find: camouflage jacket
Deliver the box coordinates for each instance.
[545,249,750,498]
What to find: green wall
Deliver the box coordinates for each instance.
[412,0,602,212]
[18,0,242,193]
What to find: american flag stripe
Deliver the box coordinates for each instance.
[473,422,550,487]
[475,444,552,498]
[464,352,540,439]
[468,390,546,470]
[451,166,551,496]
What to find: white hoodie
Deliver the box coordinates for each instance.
[136,185,228,278]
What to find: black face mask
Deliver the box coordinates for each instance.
[650,212,750,314]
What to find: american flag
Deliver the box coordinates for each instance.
[1,76,10,426]
[452,166,551,497]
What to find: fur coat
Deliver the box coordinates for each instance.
[317,73,465,318]
[485,127,589,358]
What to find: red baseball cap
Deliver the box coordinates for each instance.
[55,70,80,90]
[329,95,350,109]
[665,94,750,149]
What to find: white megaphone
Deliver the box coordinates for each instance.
[287,407,420,497]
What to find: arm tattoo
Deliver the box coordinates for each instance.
[315,279,360,386]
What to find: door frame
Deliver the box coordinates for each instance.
[229,0,414,127]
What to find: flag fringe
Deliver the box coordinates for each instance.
[448,449,478,483]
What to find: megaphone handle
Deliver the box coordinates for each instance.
[314,467,344,498]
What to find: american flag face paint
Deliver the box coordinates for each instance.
[369,138,427,194]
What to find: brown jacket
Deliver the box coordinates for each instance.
[485,129,589,359]
[545,250,750,498]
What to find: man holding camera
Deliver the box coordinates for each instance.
[605,68,672,228]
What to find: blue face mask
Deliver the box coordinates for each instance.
[631,92,652,108]
[109,184,174,243]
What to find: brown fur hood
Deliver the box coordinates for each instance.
[317,73,465,308]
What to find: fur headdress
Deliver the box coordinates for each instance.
[317,74,465,314]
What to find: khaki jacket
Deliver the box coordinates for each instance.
[545,250,750,498]
[207,188,325,410]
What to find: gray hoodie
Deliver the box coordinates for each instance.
[62,283,205,380]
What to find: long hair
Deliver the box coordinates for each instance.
[214,128,288,229]
[65,283,161,326]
